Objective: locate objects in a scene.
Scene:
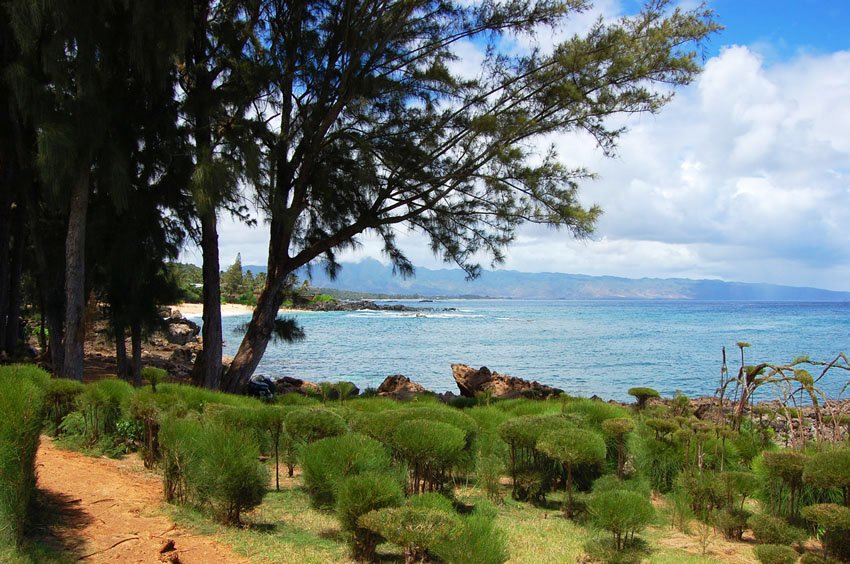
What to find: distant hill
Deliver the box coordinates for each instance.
[241,258,850,301]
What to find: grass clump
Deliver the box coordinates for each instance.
[0,365,49,549]
[300,433,392,507]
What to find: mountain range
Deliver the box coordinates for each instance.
[241,258,850,301]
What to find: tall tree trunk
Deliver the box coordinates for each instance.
[222,274,284,392]
[115,321,129,381]
[4,202,24,354]
[130,321,142,387]
[198,210,222,389]
[62,169,90,380]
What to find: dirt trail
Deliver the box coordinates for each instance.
[35,436,248,563]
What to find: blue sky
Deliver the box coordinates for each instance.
[191,0,850,291]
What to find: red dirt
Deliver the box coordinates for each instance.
[35,436,248,563]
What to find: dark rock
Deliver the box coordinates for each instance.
[275,376,320,395]
[165,317,199,345]
[244,375,276,400]
[377,374,427,400]
[451,363,563,399]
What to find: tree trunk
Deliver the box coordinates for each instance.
[0,168,11,352]
[130,321,142,387]
[62,170,90,380]
[222,273,284,392]
[5,201,25,355]
[199,209,223,389]
[115,321,129,381]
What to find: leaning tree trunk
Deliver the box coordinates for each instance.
[198,210,223,390]
[62,170,90,381]
[221,273,285,393]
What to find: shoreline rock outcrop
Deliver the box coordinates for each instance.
[377,374,428,400]
[451,363,563,399]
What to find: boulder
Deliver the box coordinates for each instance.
[275,376,321,395]
[377,374,427,400]
[165,317,200,345]
[451,363,563,399]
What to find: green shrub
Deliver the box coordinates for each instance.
[44,378,84,436]
[799,554,840,564]
[336,472,404,561]
[627,387,660,410]
[300,433,392,507]
[714,507,751,540]
[429,502,509,564]
[676,471,722,515]
[77,378,134,443]
[630,429,683,492]
[157,382,262,412]
[588,490,655,550]
[284,407,347,445]
[561,398,629,428]
[801,503,850,562]
[803,449,850,506]
[536,427,606,517]
[141,366,167,392]
[747,513,807,546]
[602,417,634,479]
[0,365,49,548]
[358,506,458,564]
[592,475,651,498]
[498,414,572,501]
[128,389,187,468]
[392,420,466,494]
[753,544,799,564]
[158,417,268,524]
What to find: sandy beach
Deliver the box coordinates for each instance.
[171,302,312,317]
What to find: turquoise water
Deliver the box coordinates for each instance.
[208,300,850,401]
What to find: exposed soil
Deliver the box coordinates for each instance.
[34,436,247,563]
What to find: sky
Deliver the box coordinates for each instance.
[184,0,850,291]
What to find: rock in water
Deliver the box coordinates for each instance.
[451,363,563,399]
[377,375,427,400]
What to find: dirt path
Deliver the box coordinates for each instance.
[35,436,248,563]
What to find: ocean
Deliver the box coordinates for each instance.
[205,300,850,402]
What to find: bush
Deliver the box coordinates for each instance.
[284,407,347,445]
[748,513,807,546]
[44,378,84,436]
[537,427,607,517]
[158,417,268,524]
[753,544,799,564]
[359,506,458,564]
[630,429,683,492]
[763,451,808,516]
[561,398,629,428]
[128,389,188,468]
[801,503,850,562]
[498,414,572,501]
[392,420,467,494]
[77,378,134,443]
[588,490,655,550]
[803,449,850,506]
[0,365,49,548]
[592,475,651,498]
[430,503,509,564]
[300,433,392,507]
[602,417,635,479]
[141,366,167,391]
[627,387,659,410]
[336,472,404,561]
[714,507,751,540]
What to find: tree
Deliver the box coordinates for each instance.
[221,253,244,303]
[222,0,719,391]
[5,0,189,379]
[179,0,267,390]
[536,427,606,517]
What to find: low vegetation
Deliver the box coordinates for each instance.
[6,357,850,562]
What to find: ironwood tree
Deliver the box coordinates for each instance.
[222,0,720,391]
